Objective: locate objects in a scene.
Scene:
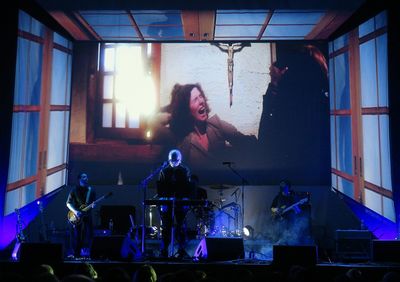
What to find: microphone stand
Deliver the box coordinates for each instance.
[138,162,168,256]
[224,163,249,236]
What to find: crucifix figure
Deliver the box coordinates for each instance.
[213,42,250,107]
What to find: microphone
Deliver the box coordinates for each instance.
[222,161,234,165]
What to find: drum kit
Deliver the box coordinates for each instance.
[194,184,242,238]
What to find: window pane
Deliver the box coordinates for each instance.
[53,32,70,49]
[329,58,335,110]
[365,189,382,216]
[8,112,40,182]
[128,112,140,128]
[331,173,337,189]
[31,16,45,37]
[25,113,40,178]
[47,112,67,168]
[334,53,350,110]
[115,74,133,101]
[14,38,29,105]
[375,11,387,30]
[8,113,25,183]
[330,116,337,169]
[333,34,348,51]
[383,196,395,222]
[5,182,36,215]
[46,169,66,194]
[14,39,43,105]
[359,17,374,38]
[338,176,353,198]
[116,45,142,73]
[66,54,72,106]
[377,34,388,107]
[51,49,68,105]
[360,40,377,108]
[380,115,392,191]
[115,103,126,128]
[64,112,70,165]
[18,10,31,33]
[28,41,43,105]
[102,103,112,127]
[336,116,352,175]
[103,75,114,99]
[104,47,115,72]
[362,115,380,186]
[5,188,20,215]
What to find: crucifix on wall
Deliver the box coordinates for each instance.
[213,42,251,107]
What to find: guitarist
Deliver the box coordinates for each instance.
[270,180,300,243]
[66,172,96,258]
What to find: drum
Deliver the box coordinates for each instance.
[192,206,214,237]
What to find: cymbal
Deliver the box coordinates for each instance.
[209,184,236,190]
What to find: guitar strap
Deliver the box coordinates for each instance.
[85,186,92,205]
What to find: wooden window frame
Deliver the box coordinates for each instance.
[330,18,392,215]
[6,13,72,202]
[95,43,161,140]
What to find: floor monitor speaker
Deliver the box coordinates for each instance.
[194,237,244,261]
[19,242,63,264]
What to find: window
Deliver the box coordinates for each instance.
[98,43,158,139]
[5,10,72,215]
[329,11,393,221]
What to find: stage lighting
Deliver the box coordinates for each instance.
[243,225,254,239]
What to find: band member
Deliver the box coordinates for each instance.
[271,180,298,220]
[270,180,310,245]
[157,149,192,258]
[66,172,95,258]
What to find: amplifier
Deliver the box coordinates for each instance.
[335,230,372,261]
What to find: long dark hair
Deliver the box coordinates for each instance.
[168,83,210,138]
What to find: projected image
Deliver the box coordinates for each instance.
[4,11,72,215]
[69,42,330,185]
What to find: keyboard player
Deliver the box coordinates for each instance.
[156,149,193,259]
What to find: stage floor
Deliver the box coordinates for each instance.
[2,238,400,282]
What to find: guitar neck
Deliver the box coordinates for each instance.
[81,194,108,212]
[282,198,308,214]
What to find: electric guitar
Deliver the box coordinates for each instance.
[15,208,26,243]
[12,208,26,260]
[67,192,112,226]
[38,201,48,242]
[272,197,308,220]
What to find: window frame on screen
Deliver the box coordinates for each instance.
[95,42,161,140]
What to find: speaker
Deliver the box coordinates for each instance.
[91,235,140,260]
[194,238,244,261]
[100,205,135,234]
[273,245,318,266]
[372,240,400,262]
[335,230,372,261]
[19,243,63,263]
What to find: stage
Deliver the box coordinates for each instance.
[2,236,400,282]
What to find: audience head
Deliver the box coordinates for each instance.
[132,264,157,282]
